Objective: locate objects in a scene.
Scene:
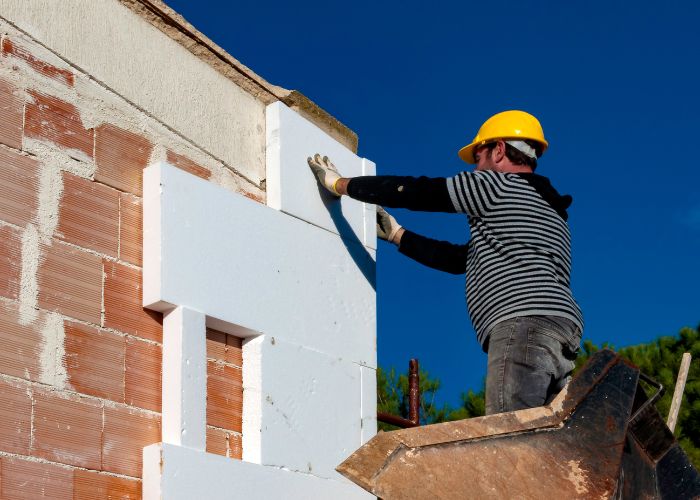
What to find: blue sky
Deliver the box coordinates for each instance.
[166,0,700,406]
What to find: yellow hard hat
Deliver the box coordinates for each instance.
[458,110,549,164]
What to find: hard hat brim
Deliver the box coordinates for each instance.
[458,137,549,165]
[458,142,480,164]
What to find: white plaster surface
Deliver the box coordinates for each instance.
[144,443,374,500]
[18,224,39,325]
[266,102,376,249]
[0,0,266,182]
[143,162,376,367]
[162,306,207,451]
[38,312,66,388]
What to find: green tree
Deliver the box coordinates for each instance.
[377,365,485,431]
[376,365,449,431]
[442,389,486,421]
[574,325,700,467]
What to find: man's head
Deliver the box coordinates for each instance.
[473,139,542,173]
[459,110,548,173]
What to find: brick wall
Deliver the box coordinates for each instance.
[0,28,255,498]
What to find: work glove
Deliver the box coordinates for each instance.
[307,154,342,197]
[376,206,403,245]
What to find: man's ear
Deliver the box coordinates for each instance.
[492,140,506,162]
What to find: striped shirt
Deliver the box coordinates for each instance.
[446,171,583,346]
[346,171,584,348]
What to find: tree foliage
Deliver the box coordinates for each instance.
[377,324,700,467]
[574,325,700,467]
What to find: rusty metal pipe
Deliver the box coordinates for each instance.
[376,412,419,428]
[377,359,421,428]
[408,358,420,425]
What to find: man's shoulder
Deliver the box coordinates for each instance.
[455,170,507,181]
[514,173,572,221]
[456,170,531,188]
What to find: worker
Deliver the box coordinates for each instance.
[308,110,584,415]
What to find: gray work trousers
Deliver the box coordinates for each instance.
[484,316,582,415]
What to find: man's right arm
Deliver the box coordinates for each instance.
[397,230,467,275]
[377,206,467,275]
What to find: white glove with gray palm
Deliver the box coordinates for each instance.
[307,154,342,197]
[376,206,403,245]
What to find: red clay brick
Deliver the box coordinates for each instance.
[102,405,160,477]
[125,337,161,412]
[25,90,93,160]
[0,379,31,454]
[226,335,243,367]
[206,361,243,432]
[74,469,141,499]
[37,239,102,324]
[229,432,242,459]
[1,456,73,499]
[206,328,243,367]
[119,193,142,266]
[64,320,125,402]
[206,426,228,457]
[0,301,43,381]
[0,147,39,227]
[104,260,162,342]
[0,225,22,300]
[2,38,74,87]
[0,77,23,149]
[166,150,211,180]
[242,190,264,204]
[95,124,152,195]
[206,329,226,362]
[57,172,119,257]
[32,388,103,469]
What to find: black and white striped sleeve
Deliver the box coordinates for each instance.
[446,171,506,217]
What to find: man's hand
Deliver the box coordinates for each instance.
[307,154,342,197]
[377,206,403,245]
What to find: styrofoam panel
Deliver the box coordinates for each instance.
[266,102,375,249]
[360,365,378,445]
[144,443,374,500]
[244,336,362,479]
[162,306,207,450]
[143,162,377,368]
[361,159,377,250]
[241,335,264,464]
[143,444,162,499]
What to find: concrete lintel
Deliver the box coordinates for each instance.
[118,0,358,153]
[281,90,359,153]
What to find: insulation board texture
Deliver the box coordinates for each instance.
[144,443,374,500]
[266,101,377,249]
[143,162,376,367]
[142,160,376,498]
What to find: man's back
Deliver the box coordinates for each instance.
[447,170,583,348]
